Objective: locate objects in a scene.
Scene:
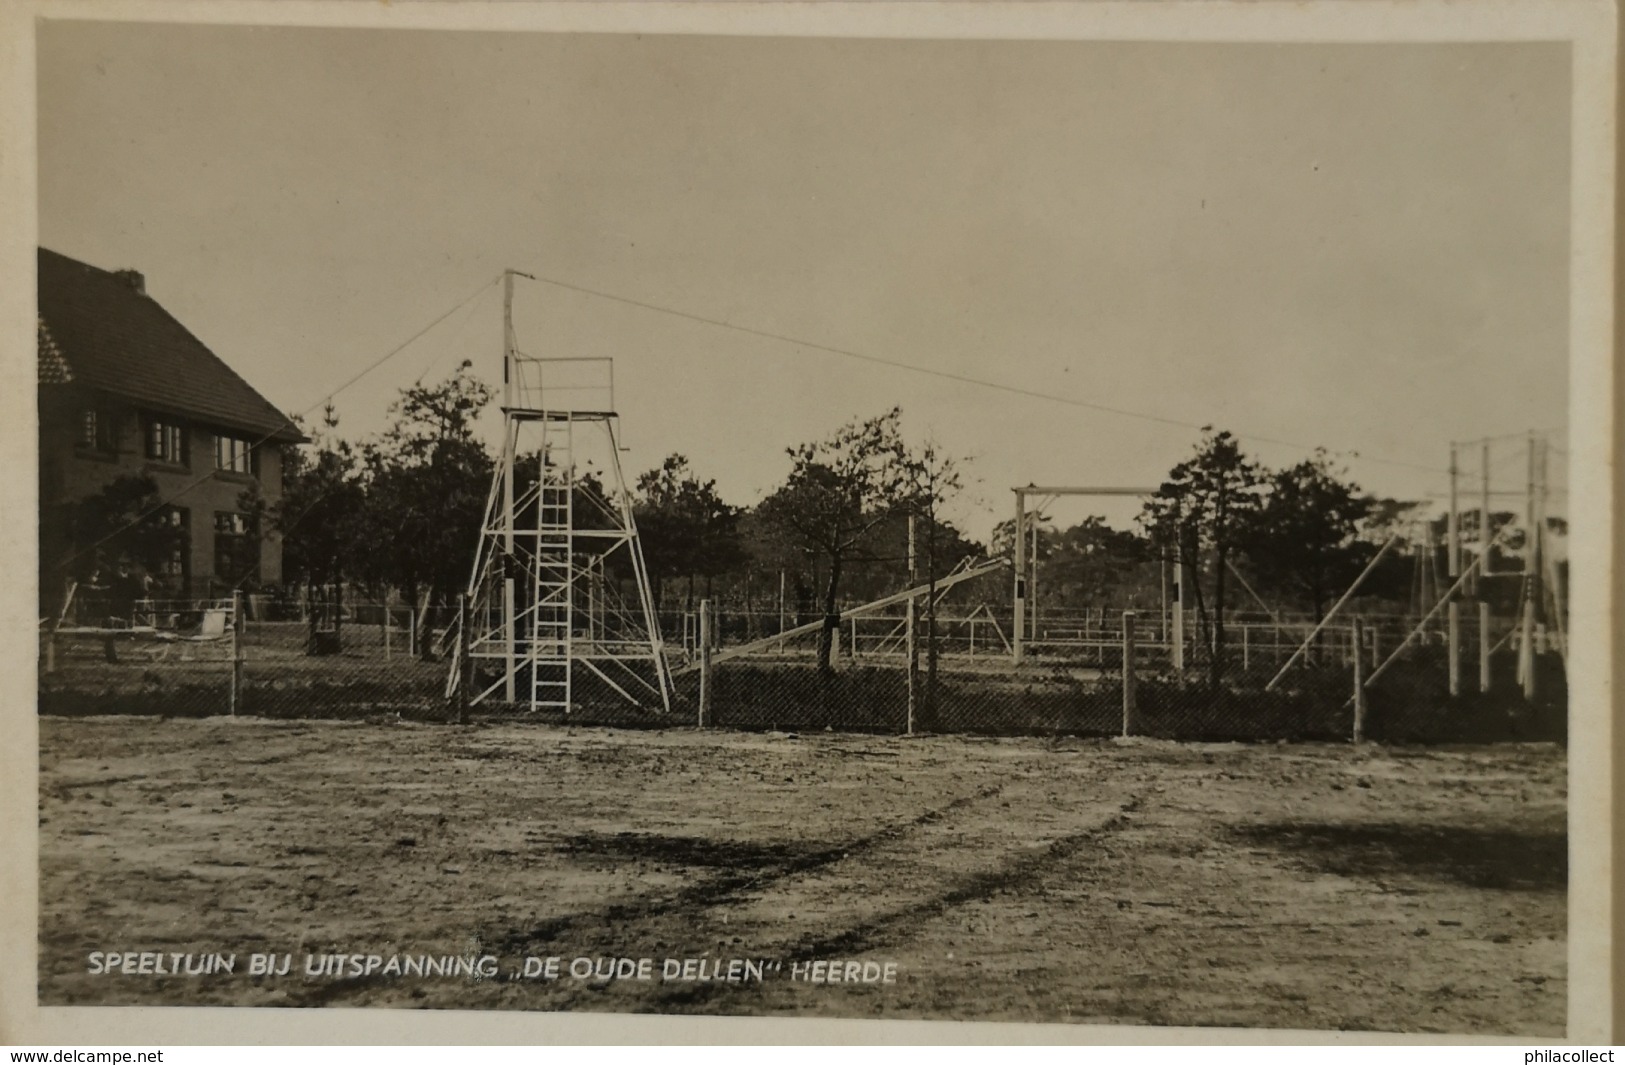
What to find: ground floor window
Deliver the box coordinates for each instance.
[156,506,189,590]
[213,511,259,586]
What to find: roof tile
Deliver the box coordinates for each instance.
[37,247,306,444]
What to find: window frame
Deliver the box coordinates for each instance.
[142,414,187,467]
[212,510,260,586]
[213,432,258,477]
[77,408,119,455]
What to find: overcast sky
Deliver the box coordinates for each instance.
[37,23,1571,537]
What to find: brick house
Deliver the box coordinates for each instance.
[38,247,307,607]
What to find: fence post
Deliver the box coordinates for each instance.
[383,593,392,659]
[1447,600,1461,697]
[230,589,245,717]
[1351,616,1366,744]
[1241,624,1249,672]
[698,599,713,728]
[906,597,918,735]
[1479,600,1492,692]
[1121,611,1138,737]
[1519,596,1536,700]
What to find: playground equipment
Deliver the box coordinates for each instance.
[448,271,672,714]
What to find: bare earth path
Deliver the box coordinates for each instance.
[38,717,1566,1034]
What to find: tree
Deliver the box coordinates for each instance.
[1242,451,1374,621]
[361,361,495,613]
[899,437,967,718]
[268,406,367,590]
[1140,430,1265,686]
[757,408,912,672]
[634,454,745,608]
[58,473,189,595]
[1042,517,1153,608]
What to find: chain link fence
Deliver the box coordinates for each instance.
[40,590,1565,744]
[668,602,1565,744]
[39,591,457,721]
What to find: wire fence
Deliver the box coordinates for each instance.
[39,592,1566,744]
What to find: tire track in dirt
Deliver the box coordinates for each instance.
[510,782,1007,952]
[647,796,1144,1011]
[279,782,1007,1007]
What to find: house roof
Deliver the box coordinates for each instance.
[38,247,307,444]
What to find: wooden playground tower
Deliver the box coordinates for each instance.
[450,270,672,713]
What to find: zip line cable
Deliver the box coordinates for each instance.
[54,274,503,577]
[412,284,499,388]
[315,274,502,411]
[517,272,1449,477]
[55,263,1564,597]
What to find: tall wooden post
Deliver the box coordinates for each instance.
[1479,600,1492,693]
[777,569,786,652]
[1012,489,1026,665]
[698,599,713,727]
[502,269,516,410]
[230,590,245,717]
[1171,552,1186,676]
[1480,439,1493,577]
[1029,515,1040,643]
[1351,617,1367,744]
[1519,596,1536,700]
[906,514,919,734]
[1447,442,1461,577]
[1160,556,1169,645]
[1447,601,1461,697]
[905,598,919,735]
[1121,611,1138,737]
[1525,432,1539,637]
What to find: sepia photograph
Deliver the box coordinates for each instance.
[4,0,1616,1046]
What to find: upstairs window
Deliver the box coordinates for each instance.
[143,416,186,465]
[78,409,117,454]
[214,433,257,476]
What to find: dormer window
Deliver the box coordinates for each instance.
[143,415,186,465]
[215,433,257,476]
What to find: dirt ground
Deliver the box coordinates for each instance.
[37,716,1566,1035]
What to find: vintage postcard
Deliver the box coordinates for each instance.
[0,0,1615,1046]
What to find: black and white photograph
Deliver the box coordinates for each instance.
[3,0,1616,1045]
